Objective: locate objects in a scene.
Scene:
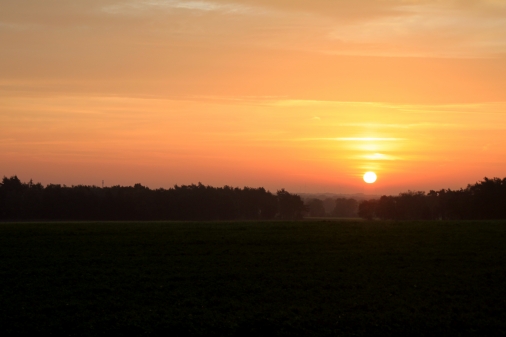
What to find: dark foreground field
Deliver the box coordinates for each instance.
[1,221,506,336]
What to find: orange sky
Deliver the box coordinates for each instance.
[1,0,506,194]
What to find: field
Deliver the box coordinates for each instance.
[1,220,506,336]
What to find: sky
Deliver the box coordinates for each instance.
[1,0,506,194]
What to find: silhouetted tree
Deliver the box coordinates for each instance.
[358,199,378,220]
[322,198,336,215]
[3,176,506,221]
[376,195,397,220]
[467,177,506,219]
[358,177,506,221]
[305,198,326,217]
[0,176,298,221]
[0,176,26,219]
[332,198,359,218]
[277,189,305,220]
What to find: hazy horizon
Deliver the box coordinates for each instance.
[2,174,490,199]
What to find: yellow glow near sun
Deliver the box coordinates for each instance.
[363,172,377,184]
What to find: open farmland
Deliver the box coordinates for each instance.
[1,220,506,336]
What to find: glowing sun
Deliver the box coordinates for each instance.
[363,172,377,184]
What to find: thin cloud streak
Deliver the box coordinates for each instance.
[359,153,400,161]
[328,2,506,57]
[332,137,405,142]
[102,0,271,16]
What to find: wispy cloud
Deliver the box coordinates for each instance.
[102,0,269,16]
[0,22,39,31]
[336,122,461,129]
[326,137,404,142]
[328,2,506,57]
[362,153,399,161]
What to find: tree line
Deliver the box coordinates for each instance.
[358,177,506,220]
[3,175,504,221]
[305,197,359,218]
[0,176,305,221]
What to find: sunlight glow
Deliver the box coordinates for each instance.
[364,153,395,161]
[363,172,377,184]
[1,1,506,194]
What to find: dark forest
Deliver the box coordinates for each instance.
[358,177,506,220]
[2,176,506,221]
[0,176,305,221]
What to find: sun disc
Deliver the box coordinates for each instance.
[363,171,377,184]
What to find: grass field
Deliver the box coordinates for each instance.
[1,220,506,336]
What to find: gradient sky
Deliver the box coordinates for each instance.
[1,0,506,194]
